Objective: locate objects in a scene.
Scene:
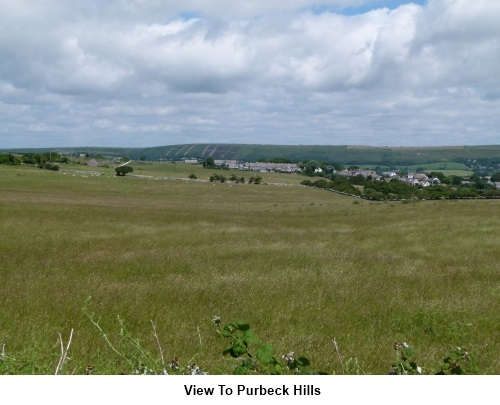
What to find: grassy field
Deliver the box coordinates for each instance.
[130,161,307,185]
[0,164,499,374]
[403,162,473,177]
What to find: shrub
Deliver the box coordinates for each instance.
[210,173,226,182]
[39,162,60,171]
[115,166,133,176]
[249,176,262,184]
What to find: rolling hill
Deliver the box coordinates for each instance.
[3,144,500,167]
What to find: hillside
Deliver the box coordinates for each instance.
[3,144,500,166]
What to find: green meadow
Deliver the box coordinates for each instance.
[0,163,499,374]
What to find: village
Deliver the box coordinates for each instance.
[181,159,500,189]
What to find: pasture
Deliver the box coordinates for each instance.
[0,164,499,374]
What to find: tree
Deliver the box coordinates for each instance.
[304,160,320,176]
[428,171,446,182]
[115,166,133,176]
[449,175,463,186]
[0,153,21,165]
[491,172,500,182]
[203,158,215,168]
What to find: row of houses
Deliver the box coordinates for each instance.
[184,159,300,173]
[336,169,441,187]
[337,169,500,189]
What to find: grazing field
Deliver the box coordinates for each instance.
[130,161,307,185]
[404,162,473,177]
[0,164,499,374]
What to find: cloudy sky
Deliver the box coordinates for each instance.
[1,0,499,148]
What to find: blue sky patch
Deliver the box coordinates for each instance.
[311,0,427,16]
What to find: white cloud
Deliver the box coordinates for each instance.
[0,0,499,148]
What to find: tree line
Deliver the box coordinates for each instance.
[301,171,500,200]
[0,152,68,171]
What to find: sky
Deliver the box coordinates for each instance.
[1,0,499,148]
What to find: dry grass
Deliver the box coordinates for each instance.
[0,165,499,374]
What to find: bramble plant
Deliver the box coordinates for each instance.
[389,342,422,375]
[388,342,479,375]
[437,347,478,375]
[213,317,324,375]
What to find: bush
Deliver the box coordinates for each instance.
[209,173,226,183]
[115,166,133,176]
[249,176,262,184]
[39,162,60,171]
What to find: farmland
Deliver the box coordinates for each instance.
[0,163,499,374]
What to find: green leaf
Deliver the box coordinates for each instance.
[233,359,255,375]
[296,356,311,367]
[256,344,275,365]
[231,342,247,357]
[242,330,260,345]
[235,321,251,331]
[233,366,251,375]
[220,329,232,338]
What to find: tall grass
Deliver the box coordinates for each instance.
[0,165,499,374]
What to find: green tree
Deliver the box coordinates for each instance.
[203,158,215,168]
[115,166,133,176]
[449,175,463,186]
[304,160,320,176]
[0,153,21,165]
[427,171,446,182]
[490,172,500,182]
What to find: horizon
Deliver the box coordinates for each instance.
[3,142,499,152]
[1,0,499,149]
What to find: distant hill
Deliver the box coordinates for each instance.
[3,144,500,167]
